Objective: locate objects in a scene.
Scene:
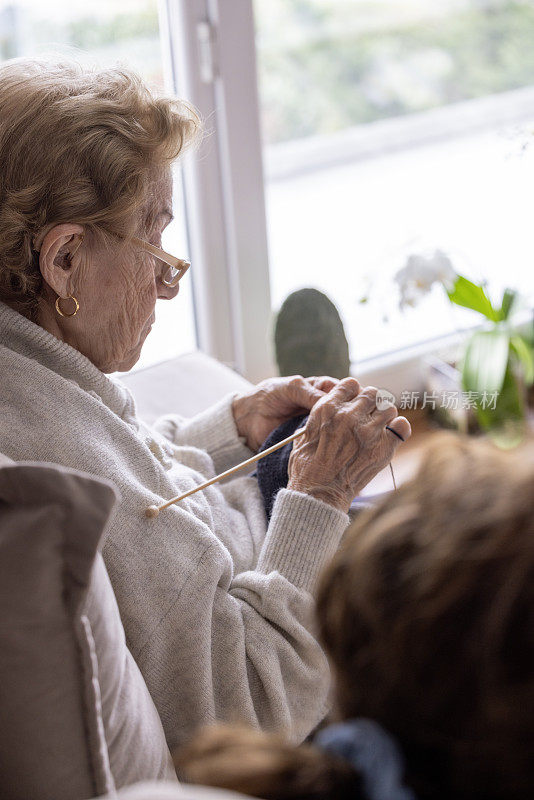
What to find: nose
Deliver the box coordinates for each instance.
[157,279,180,300]
[156,265,180,300]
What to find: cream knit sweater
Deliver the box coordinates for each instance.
[0,301,349,748]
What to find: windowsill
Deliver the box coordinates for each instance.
[353,310,533,398]
[265,85,534,182]
[352,330,462,399]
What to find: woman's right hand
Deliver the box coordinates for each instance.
[287,378,411,513]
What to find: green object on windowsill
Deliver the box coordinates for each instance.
[274,288,351,380]
[447,275,534,446]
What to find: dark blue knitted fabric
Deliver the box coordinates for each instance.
[255,414,309,520]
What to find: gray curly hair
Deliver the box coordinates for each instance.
[0,58,201,318]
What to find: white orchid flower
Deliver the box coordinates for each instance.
[394,250,457,310]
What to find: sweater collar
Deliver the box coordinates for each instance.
[0,301,137,424]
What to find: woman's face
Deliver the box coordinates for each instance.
[38,170,180,373]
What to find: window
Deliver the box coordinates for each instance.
[254,0,534,364]
[4,0,533,380]
[0,0,196,369]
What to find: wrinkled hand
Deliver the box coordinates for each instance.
[288,378,411,513]
[232,375,338,452]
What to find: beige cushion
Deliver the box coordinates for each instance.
[0,462,116,800]
[121,351,253,424]
[0,461,175,800]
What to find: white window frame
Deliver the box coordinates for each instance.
[160,0,534,390]
[159,0,274,384]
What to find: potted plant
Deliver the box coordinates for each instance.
[395,251,534,445]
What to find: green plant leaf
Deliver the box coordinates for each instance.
[500,288,518,321]
[475,363,526,447]
[510,334,534,385]
[462,329,510,395]
[448,276,499,321]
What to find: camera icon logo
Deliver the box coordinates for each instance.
[376,389,396,411]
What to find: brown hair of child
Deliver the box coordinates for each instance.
[176,434,534,800]
[174,723,362,800]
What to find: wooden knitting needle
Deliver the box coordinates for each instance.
[144,422,404,518]
[145,426,307,518]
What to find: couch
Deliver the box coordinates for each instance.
[0,351,255,800]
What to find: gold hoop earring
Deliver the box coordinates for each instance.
[55,295,80,318]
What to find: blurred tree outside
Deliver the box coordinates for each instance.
[0,1,163,88]
[0,5,20,59]
[254,0,534,144]
[3,0,534,145]
[67,7,158,50]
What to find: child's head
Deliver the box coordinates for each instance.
[318,433,534,799]
[177,434,534,800]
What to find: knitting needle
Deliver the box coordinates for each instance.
[145,426,307,518]
[389,463,397,491]
[145,423,405,518]
[385,426,403,491]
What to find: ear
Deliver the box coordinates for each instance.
[38,224,85,297]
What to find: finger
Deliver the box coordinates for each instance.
[385,425,405,442]
[285,375,326,410]
[373,402,399,426]
[309,376,340,393]
[325,376,361,403]
[353,385,378,412]
[385,416,412,443]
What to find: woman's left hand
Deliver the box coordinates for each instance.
[232,375,338,452]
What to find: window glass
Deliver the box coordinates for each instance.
[255,0,534,362]
[0,0,196,369]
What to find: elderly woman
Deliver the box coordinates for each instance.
[0,59,410,749]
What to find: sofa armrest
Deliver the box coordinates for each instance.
[120,351,254,425]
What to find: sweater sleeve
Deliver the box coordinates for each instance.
[152,394,254,474]
[133,489,349,748]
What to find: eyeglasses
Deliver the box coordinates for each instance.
[131,236,190,287]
